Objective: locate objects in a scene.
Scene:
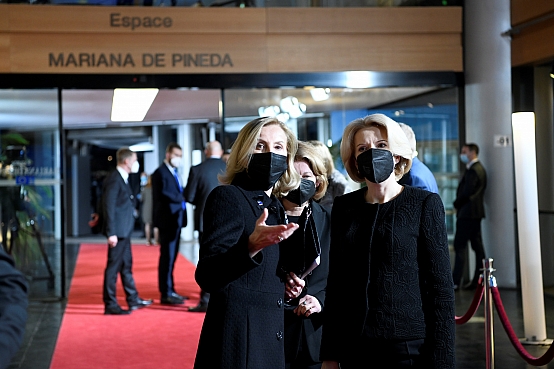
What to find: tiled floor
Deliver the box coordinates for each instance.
[7,235,554,369]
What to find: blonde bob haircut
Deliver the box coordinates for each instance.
[219,117,301,194]
[275,141,328,200]
[307,140,335,176]
[341,114,413,183]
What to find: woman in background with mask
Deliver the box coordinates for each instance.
[194,117,305,369]
[276,141,331,369]
[320,114,455,369]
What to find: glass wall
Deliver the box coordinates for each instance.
[0,89,63,299]
[222,86,460,243]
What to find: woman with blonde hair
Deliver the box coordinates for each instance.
[194,117,306,369]
[307,140,350,209]
[276,141,331,369]
[320,114,455,369]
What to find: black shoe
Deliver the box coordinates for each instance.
[128,298,154,311]
[161,295,185,305]
[170,292,189,301]
[104,306,131,315]
[463,283,478,291]
[188,304,208,313]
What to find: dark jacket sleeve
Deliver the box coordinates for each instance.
[0,248,28,369]
[194,186,260,293]
[419,193,456,368]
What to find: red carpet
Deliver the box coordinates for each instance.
[50,243,204,369]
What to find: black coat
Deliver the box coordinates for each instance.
[101,169,136,238]
[184,158,226,233]
[194,175,289,369]
[0,247,28,369]
[284,201,331,365]
[320,186,455,368]
[454,160,487,219]
[151,163,187,231]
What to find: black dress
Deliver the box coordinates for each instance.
[283,201,331,369]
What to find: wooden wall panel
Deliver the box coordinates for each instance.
[267,7,462,34]
[267,34,462,72]
[7,5,266,34]
[0,35,10,72]
[0,7,8,31]
[2,4,462,74]
[10,34,267,73]
[511,0,554,26]
[511,20,554,67]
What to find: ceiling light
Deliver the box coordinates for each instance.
[258,105,280,117]
[280,96,306,119]
[309,88,330,101]
[111,88,159,122]
[129,141,155,152]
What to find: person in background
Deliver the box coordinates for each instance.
[307,140,350,209]
[452,143,487,291]
[320,114,455,369]
[184,140,227,313]
[397,123,439,194]
[276,141,331,369]
[0,246,28,369]
[102,147,153,315]
[140,174,158,246]
[152,142,189,305]
[193,117,305,369]
[221,149,231,164]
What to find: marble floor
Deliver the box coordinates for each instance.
[7,235,554,369]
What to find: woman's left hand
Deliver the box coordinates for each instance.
[285,272,305,299]
[294,295,321,317]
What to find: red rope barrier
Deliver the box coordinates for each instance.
[491,287,554,366]
[455,283,484,325]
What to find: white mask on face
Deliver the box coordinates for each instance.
[131,161,140,173]
[170,156,181,168]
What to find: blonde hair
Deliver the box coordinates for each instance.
[275,141,328,200]
[219,117,300,193]
[341,114,413,183]
[307,140,335,175]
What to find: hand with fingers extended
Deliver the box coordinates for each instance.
[247,208,299,258]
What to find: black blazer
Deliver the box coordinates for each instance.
[184,158,226,233]
[194,176,288,369]
[320,187,455,368]
[454,160,487,219]
[284,201,331,364]
[101,169,136,238]
[151,163,187,230]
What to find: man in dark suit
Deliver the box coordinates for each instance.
[0,246,28,369]
[184,140,226,312]
[452,143,487,290]
[152,142,189,305]
[102,147,153,315]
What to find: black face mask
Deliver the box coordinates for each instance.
[247,152,288,191]
[285,178,316,206]
[356,148,394,183]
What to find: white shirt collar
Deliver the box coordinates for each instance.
[466,158,479,169]
[116,166,129,183]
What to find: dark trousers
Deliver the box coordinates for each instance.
[340,337,425,369]
[158,211,183,296]
[452,217,486,286]
[102,237,138,308]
